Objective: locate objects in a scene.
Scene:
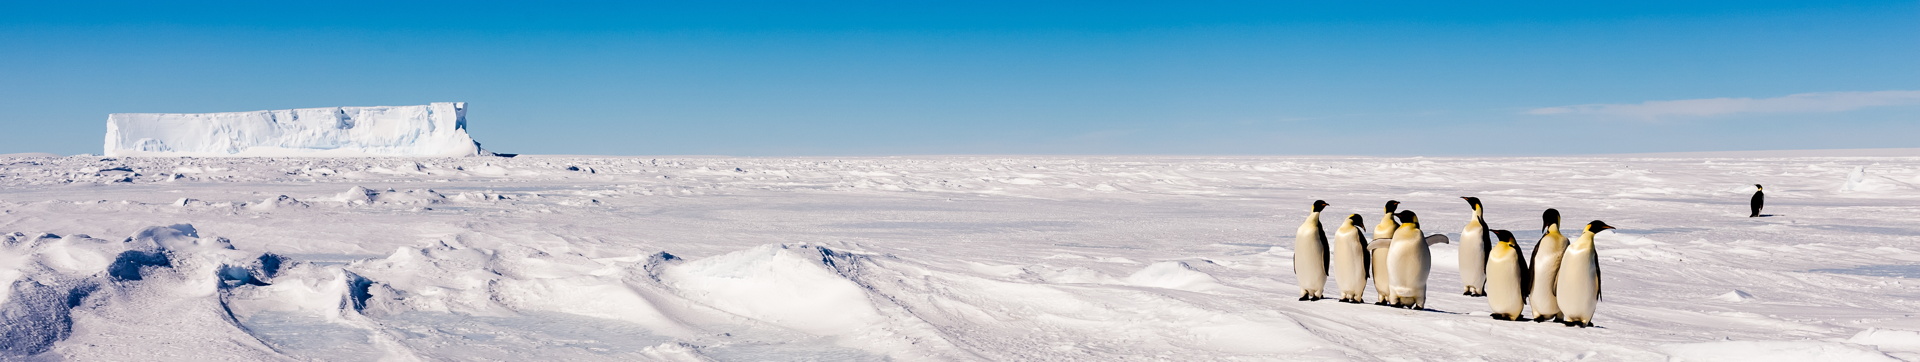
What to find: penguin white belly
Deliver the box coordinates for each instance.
[1460,224,1488,295]
[1294,224,1329,299]
[1388,231,1430,308]
[1529,236,1568,320]
[1557,246,1601,325]
[1368,240,1394,303]
[1485,249,1526,320]
[1333,229,1369,302]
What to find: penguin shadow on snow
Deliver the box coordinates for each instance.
[1403,307,1463,315]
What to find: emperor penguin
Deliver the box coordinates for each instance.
[1750,184,1765,217]
[1556,220,1614,327]
[1293,200,1330,301]
[1528,209,1570,322]
[1332,214,1370,303]
[1387,210,1433,309]
[1459,197,1492,297]
[1484,230,1531,321]
[1369,200,1400,305]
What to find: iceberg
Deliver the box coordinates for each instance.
[104,102,492,157]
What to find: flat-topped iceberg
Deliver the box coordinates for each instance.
[104,102,492,157]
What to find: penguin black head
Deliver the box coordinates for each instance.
[1585,220,1616,233]
[1461,197,1482,209]
[1384,200,1400,213]
[1395,210,1419,225]
[1755,184,1764,191]
[1347,214,1364,226]
[1542,208,1561,229]
[1311,200,1329,212]
[1491,229,1516,243]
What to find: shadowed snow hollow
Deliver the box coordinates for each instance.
[103,102,490,157]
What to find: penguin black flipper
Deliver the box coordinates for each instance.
[1528,236,1545,270]
[1479,230,1492,256]
[1361,238,1371,279]
[1594,255,1602,301]
[1517,244,1533,298]
[1318,228,1331,276]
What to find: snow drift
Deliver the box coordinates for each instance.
[103,102,491,157]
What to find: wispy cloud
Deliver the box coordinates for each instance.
[1526,90,1920,120]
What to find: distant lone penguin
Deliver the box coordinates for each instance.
[1387,210,1434,309]
[1485,230,1531,321]
[1529,209,1570,322]
[1369,200,1401,305]
[1556,220,1614,327]
[1332,214,1371,303]
[1459,197,1492,297]
[1294,200,1331,301]
[1750,184,1765,217]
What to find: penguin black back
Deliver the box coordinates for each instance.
[1750,184,1765,217]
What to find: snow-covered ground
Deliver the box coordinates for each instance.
[2,154,1918,361]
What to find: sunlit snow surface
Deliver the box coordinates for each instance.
[3,154,1920,361]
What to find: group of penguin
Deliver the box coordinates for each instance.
[1291,198,1615,328]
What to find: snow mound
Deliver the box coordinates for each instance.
[1714,289,1755,302]
[1850,328,1920,353]
[104,102,491,157]
[1125,261,1231,292]
[655,244,893,336]
[1838,166,1911,193]
[0,225,288,359]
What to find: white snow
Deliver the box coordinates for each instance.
[2,154,1919,360]
[103,102,490,157]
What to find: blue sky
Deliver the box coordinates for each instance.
[2,1,1915,156]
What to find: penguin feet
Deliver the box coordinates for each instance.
[1298,296,1312,301]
